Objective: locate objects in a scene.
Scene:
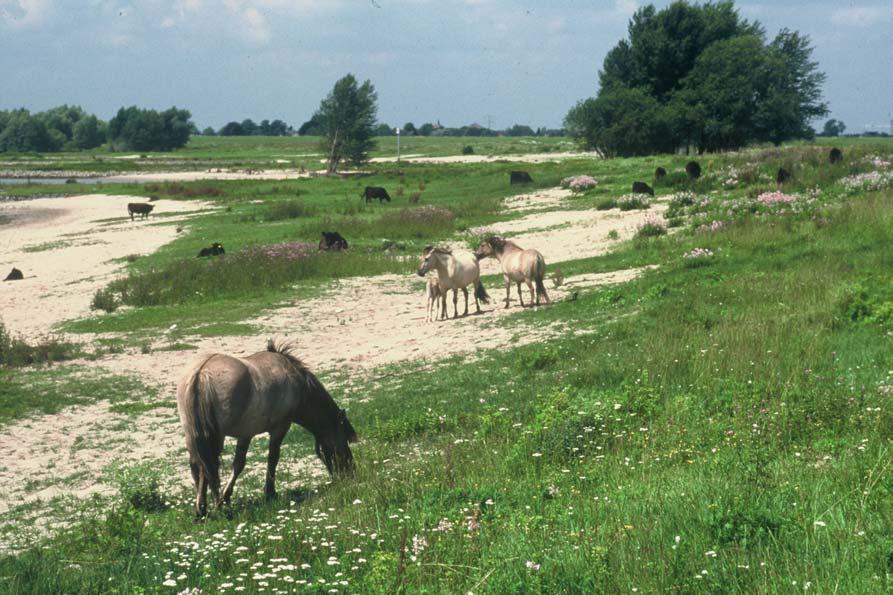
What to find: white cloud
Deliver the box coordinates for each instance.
[0,0,52,29]
[224,0,271,44]
[830,6,886,27]
[614,0,638,16]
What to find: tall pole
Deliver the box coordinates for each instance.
[396,127,401,163]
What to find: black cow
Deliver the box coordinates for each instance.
[510,171,533,185]
[685,161,701,180]
[198,243,226,257]
[776,167,792,186]
[829,147,843,164]
[3,267,23,281]
[631,181,654,196]
[654,167,667,179]
[319,231,349,251]
[362,186,391,203]
[127,202,154,220]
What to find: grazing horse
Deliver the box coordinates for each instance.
[424,276,445,322]
[475,236,550,308]
[176,341,357,516]
[416,246,490,318]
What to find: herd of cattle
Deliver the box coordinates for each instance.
[2,147,846,286]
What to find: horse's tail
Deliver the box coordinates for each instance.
[475,280,491,304]
[179,356,222,490]
[534,253,550,304]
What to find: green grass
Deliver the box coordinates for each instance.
[0,366,158,427]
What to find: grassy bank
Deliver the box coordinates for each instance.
[2,137,892,591]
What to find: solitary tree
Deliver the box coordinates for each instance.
[315,74,378,173]
[822,119,846,137]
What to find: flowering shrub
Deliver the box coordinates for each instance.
[840,170,893,193]
[863,155,892,169]
[242,241,316,262]
[698,220,725,233]
[756,191,797,206]
[683,247,715,268]
[560,175,598,192]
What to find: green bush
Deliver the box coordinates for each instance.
[0,321,80,367]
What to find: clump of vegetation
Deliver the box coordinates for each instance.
[462,145,474,155]
[635,217,667,238]
[0,322,80,367]
[617,194,650,210]
[91,286,119,313]
[107,462,170,513]
[266,200,315,221]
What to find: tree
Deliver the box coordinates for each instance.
[315,74,378,173]
[269,119,289,136]
[201,126,216,136]
[565,87,670,157]
[374,123,393,136]
[240,118,258,135]
[219,121,244,136]
[567,1,826,156]
[402,122,416,135]
[107,106,192,151]
[418,122,435,136]
[298,115,323,136]
[72,115,105,149]
[0,111,55,152]
[506,124,535,136]
[822,119,846,137]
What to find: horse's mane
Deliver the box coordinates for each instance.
[424,245,452,255]
[266,338,310,376]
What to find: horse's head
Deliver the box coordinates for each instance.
[315,408,357,477]
[475,236,504,259]
[417,245,446,277]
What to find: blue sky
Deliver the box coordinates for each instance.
[1,0,890,132]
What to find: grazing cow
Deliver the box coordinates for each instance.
[128,202,154,220]
[655,167,667,179]
[776,167,792,186]
[829,147,843,164]
[686,161,701,180]
[510,171,533,185]
[362,186,391,203]
[198,243,226,257]
[4,267,23,281]
[631,181,654,196]
[319,231,349,251]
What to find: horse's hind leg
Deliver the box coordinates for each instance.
[527,281,536,305]
[265,425,289,499]
[517,282,525,307]
[222,437,251,504]
[452,289,459,318]
[462,287,469,316]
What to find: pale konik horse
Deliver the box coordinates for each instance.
[475,236,550,308]
[424,276,446,322]
[417,246,490,319]
[176,341,357,516]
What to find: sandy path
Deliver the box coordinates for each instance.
[0,186,663,529]
[102,169,314,183]
[0,194,213,341]
[372,150,600,164]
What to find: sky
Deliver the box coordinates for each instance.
[1,0,891,132]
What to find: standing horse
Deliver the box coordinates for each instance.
[417,246,490,318]
[475,236,550,308]
[424,276,445,322]
[176,341,357,516]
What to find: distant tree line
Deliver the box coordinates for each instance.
[0,105,105,152]
[298,118,563,138]
[565,1,828,157]
[208,118,292,137]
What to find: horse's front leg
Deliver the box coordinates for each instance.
[452,289,459,318]
[462,287,469,316]
[222,437,251,505]
[265,425,289,499]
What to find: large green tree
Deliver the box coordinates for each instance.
[107,106,192,151]
[568,1,827,156]
[315,74,378,173]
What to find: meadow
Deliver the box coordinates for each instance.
[1,136,892,593]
